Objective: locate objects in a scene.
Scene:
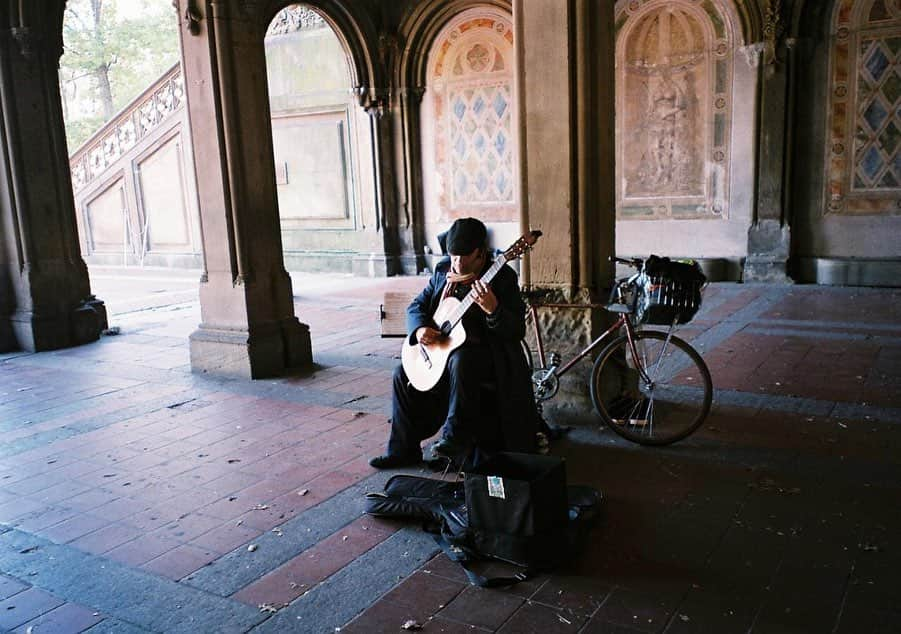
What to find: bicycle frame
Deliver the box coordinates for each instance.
[525,300,661,386]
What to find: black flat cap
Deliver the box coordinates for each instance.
[445,217,487,255]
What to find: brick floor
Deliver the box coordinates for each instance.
[1,274,900,632]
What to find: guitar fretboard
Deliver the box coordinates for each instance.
[443,256,507,328]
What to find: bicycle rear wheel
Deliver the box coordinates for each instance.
[589,331,712,446]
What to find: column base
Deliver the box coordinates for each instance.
[744,220,793,283]
[189,317,312,379]
[743,256,794,284]
[351,253,400,277]
[8,297,107,352]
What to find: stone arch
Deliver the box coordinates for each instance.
[411,5,518,254]
[396,0,512,260]
[822,0,901,215]
[397,0,511,93]
[261,3,385,273]
[615,0,742,222]
[260,0,378,106]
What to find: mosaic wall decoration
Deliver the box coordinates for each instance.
[427,11,516,222]
[615,0,737,220]
[824,0,901,215]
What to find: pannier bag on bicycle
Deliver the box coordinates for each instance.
[635,255,706,325]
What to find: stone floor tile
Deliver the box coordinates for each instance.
[436,586,524,631]
[0,498,50,524]
[529,575,612,621]
[38,514,112,544]
[378,571,465,613]
[103,533,182,566]
[141,543,219,581]
[0,575,29,601]
[497,601,587,633]
[339,599,432,634]
[0,587,65,631]
[13,601,104,634]
[69,522,145,555]
[189,520,260,554]
[12,506,81,533]
[231,515,396,607]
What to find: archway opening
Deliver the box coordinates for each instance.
[264,3,374,275]
[60,0,201,324]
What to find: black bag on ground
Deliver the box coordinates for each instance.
[464,452,568,570]
[365,453,601,587]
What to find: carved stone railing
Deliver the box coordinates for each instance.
[69,63,185,193]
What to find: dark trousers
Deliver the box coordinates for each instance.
[387,345,497,458]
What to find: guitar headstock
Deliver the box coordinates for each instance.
[502,230,542,262]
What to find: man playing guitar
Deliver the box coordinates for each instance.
[370,217,539,469]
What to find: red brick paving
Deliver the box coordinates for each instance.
[13,601,104,633]
[1,278,900,632]
[232,515,398,607]
[0,587,65,631]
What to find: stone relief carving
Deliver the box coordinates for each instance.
[616,0,735,220]
[635,73,697,192]
[266,5,325,37]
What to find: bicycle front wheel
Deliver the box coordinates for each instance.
[590,331,712,446]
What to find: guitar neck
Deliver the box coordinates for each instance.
[444,258,506,327]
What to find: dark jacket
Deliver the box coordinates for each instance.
[406,257,538,453]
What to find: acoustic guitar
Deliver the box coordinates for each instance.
[401,230,542,392]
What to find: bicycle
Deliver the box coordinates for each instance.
[522,256,712,446]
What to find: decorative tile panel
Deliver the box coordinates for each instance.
[427,11,516,222]
[824,0,901,215]
[615,0,738,220]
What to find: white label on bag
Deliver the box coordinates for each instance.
[487,476,505,499]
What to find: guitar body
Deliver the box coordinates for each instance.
[399,229,542,393]
[401,296,467,392]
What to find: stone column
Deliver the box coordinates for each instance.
[178,0,311,378]
[390,85,427,275]
[744,3,793,283]
[0,7,106,352]
[515,0,616,422]
[352,95,403,277]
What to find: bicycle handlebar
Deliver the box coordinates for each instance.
[610,256,643,269]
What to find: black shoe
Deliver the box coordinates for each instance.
[431,436,468,458]
[369,453,421,469]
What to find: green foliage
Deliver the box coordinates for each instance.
[60,0,180,152]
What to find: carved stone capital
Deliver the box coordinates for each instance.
[400,86,426,105]
[739,42,766,69]
[184,1,202,36]
[266,5,325,37]
[762,0,786,67]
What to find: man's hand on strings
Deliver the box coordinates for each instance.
[416,326,442,345]
[471,280,498,315]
